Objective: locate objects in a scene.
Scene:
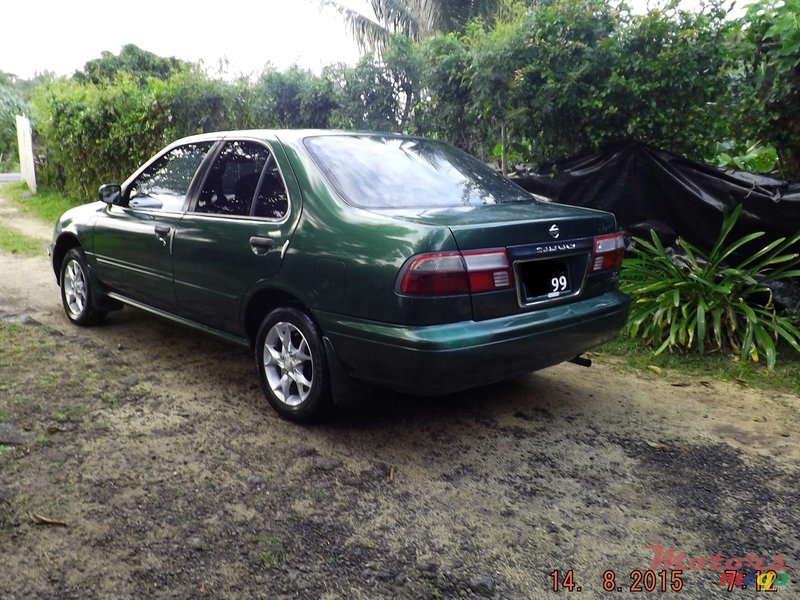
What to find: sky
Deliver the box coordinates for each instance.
[0,0,364,80]
[0,0,742,81]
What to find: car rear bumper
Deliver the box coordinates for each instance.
[317,290,631,396]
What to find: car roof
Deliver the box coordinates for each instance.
[168,129,424,148]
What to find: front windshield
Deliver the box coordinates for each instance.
[304,135,533,209]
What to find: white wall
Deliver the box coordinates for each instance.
[15,115,37,193]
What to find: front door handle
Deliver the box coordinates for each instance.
[154,224,172,248]
[249,236,275,253]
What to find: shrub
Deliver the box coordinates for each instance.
[29,68,239,198]
[0,84,26,166]
[621,205,800,368]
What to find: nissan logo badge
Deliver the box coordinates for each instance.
[549,224,560,239]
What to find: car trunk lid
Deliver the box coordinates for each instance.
[373,201,617,248]
[375,201,621,320]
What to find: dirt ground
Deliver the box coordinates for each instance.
[0,195,798,599]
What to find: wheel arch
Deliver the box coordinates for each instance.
[243,287,318,347]
[52,234,82,283]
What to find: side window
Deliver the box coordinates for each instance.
[253,160,289,219]
[196,141,270,216]
[128,142,213,212]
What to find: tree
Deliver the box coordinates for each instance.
[253,67,337,128]
[75,44,185,84]
[414,33,472,147]
[731,0,800,176]
[324,35,420,131]
[320,0,505,51]
[466,13,537,172]
[326,59,402,130]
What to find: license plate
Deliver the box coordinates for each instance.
[518,259,572,302]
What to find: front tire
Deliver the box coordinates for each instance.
[256,307,331,422]
[60,248,106,326]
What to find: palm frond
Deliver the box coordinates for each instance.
[370,0,420,38]
[319,0,504,53]
[320,1,397,53]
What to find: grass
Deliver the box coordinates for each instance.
[53,406,87,422]
[597,333,800,396]
[0,322,114,404]
[251,535,287,568]
[0,223,44,256]
[0,181,81,224]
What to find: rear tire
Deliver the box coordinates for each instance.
[59,248,106,326]
[256,307,331,422]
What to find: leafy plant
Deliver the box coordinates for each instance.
[621,204,800,368]
[706,139,779,173]
[492,139,531,171]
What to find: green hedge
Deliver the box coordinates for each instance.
[0,85,25,166]
[26,0,800,197]
[30,69,239,197]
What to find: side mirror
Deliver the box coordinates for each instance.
[99,183,121,205]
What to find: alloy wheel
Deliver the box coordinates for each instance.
[262,321,314,407]
[63,258,88,320]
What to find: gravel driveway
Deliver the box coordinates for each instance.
[0,194,797,598]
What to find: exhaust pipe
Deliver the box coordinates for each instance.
[568,355,592,368]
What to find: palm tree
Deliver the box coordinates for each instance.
[320,0,502,52]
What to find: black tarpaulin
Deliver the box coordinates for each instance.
[513,140,800,265]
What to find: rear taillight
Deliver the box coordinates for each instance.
[592,233,625,271]
[399,252,469,295]
[462,250,512,292]
[399,249,513,296]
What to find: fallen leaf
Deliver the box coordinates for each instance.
[646,366,662,375]
[733,378,749,387]
[699,381,712,388]
[645,440,666,449]
[670,382,691,387]
[46,425,64,435]
[29,512,67,527]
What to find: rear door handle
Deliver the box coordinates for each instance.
[249,236,275,249]
[249,236,275,255]
[154,225,171,236]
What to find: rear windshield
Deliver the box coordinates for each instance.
[304,135,533,208]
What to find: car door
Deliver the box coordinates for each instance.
[172,139,299,335]
[92,141,216,311]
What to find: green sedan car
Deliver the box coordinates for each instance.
[50,130,630,421]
